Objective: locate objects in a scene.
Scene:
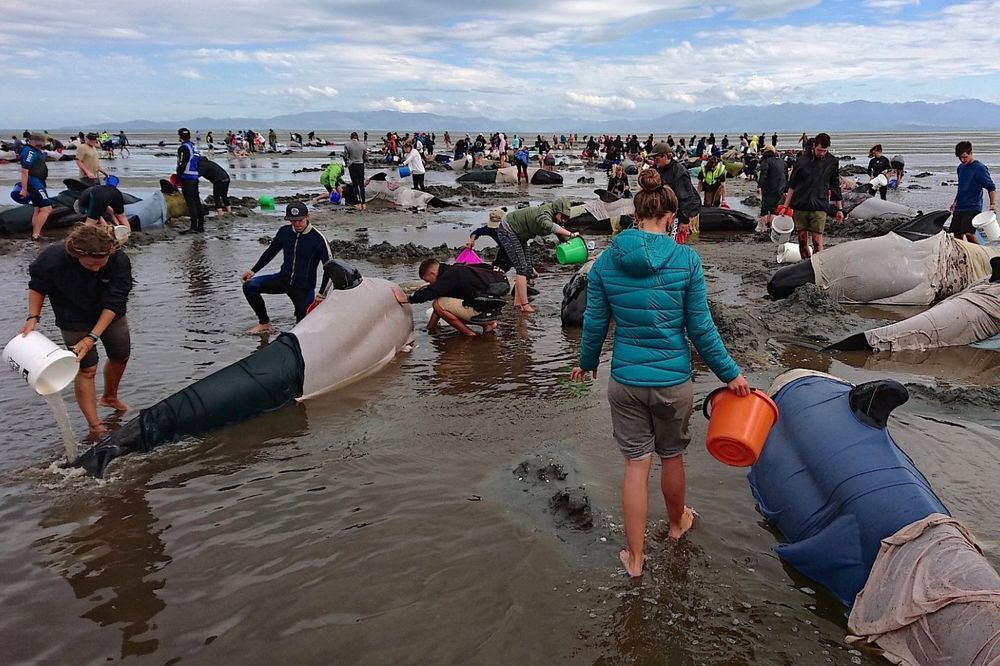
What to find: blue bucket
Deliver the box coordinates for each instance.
[105,174,120,187]
[10,183,30,204]
[399,166,411,178]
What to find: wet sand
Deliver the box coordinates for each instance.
[1,142,999,664]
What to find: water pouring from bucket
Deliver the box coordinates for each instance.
[771,214,794,245]
[3,332,81,462]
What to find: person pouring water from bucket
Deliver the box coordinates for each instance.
[570,168,749,579]
[19,226,134,437]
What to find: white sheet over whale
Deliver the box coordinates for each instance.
[812,231,1000,305]
[864,281,1000,351]
[293,278,414,399]
[364,179,439,210]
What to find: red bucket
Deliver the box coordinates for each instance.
[702,388,779,467]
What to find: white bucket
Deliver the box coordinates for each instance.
[972,212,1000,241]
[776,242,802,264]
[113,225,131,244]
[3,332,79,395]
[869,173,888,189]
[771,215,795,244]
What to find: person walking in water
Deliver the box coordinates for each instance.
[571,168,749,579]
[343,132,368,210]
[949,140,996,245]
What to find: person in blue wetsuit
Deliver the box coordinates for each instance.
[571,168,749,579]
[176,127,205,233]
[19,132,53,240]
[240,202,332,334]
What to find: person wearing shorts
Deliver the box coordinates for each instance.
[20,225,133,436]
[406,258,510,336]
[782,132,842,258]
[572,167,749,579]
[19,132,53,240]
[78,184,127,227]
[949,140,996,245]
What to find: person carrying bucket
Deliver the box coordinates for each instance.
[570,168,749,579]
[20,226,134,436]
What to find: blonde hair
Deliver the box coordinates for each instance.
[65,225,116,258]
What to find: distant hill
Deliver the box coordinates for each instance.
[88,99,1000,133]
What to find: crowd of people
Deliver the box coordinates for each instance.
[11,126,997,583]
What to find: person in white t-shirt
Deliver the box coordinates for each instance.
[402,140,426,191]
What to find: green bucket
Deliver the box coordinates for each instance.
[259,195,276,211]
[556,236,588,265]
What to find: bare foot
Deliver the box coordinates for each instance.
[99,397,129,411]
[88,423,109,437]
[514,303,536,313]
[482,322,497,333]
[619,549,643,578]
[668,506,696,540]
[246,323,275,335]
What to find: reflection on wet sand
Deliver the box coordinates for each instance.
[37,485,168,659]
[834,345,1000,385]
[32,404,311,659]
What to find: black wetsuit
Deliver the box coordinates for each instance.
[868,155,892,200]
[79,185,124,220]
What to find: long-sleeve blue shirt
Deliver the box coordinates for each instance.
[955,160,996,212]
[251,224,332,292]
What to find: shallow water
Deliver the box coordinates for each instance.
[0,143,999,663]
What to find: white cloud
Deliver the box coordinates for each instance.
[282,85,340,101]
[179,69,203,80]
[367,97,440,113]
[565,92,637,110]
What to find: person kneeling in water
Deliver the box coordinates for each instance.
[77,183,129,229]
[405,258,510,336]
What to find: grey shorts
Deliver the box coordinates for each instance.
[61,316,131,369]
[608,377,693,459]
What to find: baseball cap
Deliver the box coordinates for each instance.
[29,132,44,142]
[284,201,308,220]
[178,127,191,138]
[648,142,673,158]
[86,132,99,140]
[762,144,776,154]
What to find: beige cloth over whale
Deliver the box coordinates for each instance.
[865,281,1000,351]
[495,165,549,184]
[847,514,1000,665]
[364,179,439,210]
[292,277,414,399]
[812,231,1000,305]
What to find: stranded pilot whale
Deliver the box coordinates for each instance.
[77,262,414,477]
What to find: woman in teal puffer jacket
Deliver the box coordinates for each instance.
[571,168,749,579]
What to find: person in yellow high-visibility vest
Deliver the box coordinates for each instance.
[697,156,728,207]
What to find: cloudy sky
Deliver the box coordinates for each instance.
[4,0,998,126]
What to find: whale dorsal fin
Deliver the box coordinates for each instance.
[849,380,909,429]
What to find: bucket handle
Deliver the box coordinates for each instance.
[702,387,768,420]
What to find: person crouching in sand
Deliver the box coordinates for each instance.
[571,168,749,578]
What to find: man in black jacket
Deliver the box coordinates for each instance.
[782,132,842,258]
[407,259,510,336]
[756,144,787,232]
[649,142,700,236]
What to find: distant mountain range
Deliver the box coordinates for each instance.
[80,99,1000,133]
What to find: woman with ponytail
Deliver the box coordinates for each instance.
[571,168,749,578]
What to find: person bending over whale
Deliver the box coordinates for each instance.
[499,199,576,313]
[406,258,510,336]
[241,202,332,334]
[78,183,129,228]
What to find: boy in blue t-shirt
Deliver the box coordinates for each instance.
[19,133,53,240]
[950,140,997,244]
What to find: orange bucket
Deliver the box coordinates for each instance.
[702,388,779,467]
